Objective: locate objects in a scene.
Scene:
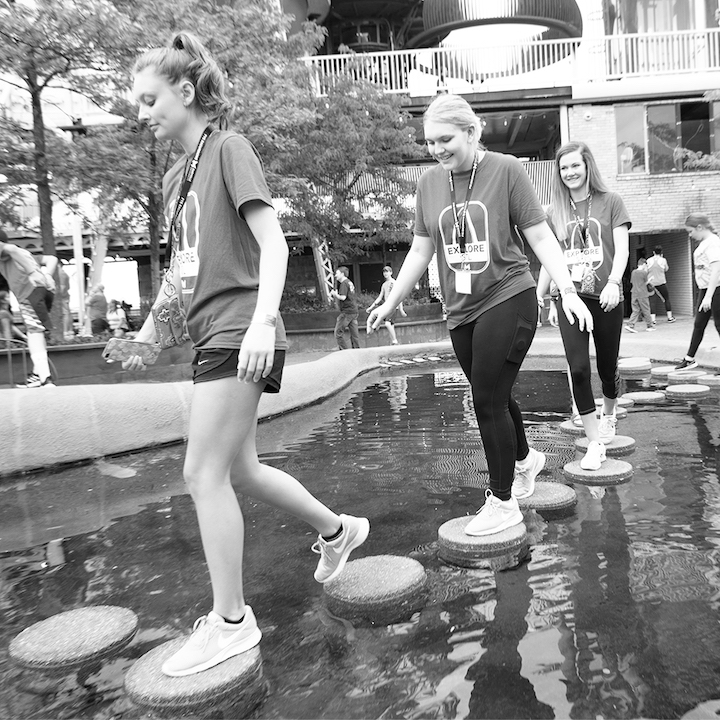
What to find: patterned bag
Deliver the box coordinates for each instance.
[151,257,190,349]
[580,264,597,295]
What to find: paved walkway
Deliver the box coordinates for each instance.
[2,314,717,477]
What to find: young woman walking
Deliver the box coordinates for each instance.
[125,32,369,677]
[368,94,592,536]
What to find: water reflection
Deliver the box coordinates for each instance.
[3,364,720,718]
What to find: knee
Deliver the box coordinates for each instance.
[569,364,591,389]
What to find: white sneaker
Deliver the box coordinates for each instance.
[580,441,606,471]
[161,607,262,677]
[597,412,617,444]
[312,514,370,583]
[512,447,545,499]
[465,490,523,536]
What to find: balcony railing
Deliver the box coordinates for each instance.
[304,28,720,97]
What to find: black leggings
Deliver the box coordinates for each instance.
[557,296,623,416]
[687,287,720,358]
[449,288,537,501]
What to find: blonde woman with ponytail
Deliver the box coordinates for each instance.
[675,213,720,370]
[124,32,369,676]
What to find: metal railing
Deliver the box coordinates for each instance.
[305,28,720,96]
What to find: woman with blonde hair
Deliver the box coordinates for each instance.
[368,94,592,536]
[675,212,720,370]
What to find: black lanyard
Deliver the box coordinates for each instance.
[569,192,593,248]
[166,126,213,262]
[448,153,479,253]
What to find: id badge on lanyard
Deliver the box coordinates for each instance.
[449,156,479,296]
[456,261,473,294]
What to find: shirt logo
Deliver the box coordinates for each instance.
[439,200,490,274]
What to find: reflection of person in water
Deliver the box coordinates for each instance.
[465,562,554,719]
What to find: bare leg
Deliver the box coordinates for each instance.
[384,321,398,344]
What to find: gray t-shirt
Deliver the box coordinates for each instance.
[163,131,287,350]
[415,151,545,329]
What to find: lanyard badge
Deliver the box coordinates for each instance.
[449,154,479,294]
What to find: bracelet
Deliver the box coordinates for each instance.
[251,314,277,328]
[607,277,621,286]
[562,286,577,296]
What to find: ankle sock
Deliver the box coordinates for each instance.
[322,524,343,542]
[221,614,245,625]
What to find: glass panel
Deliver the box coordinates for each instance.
[616,104,646,174]
[647,104,678,173]
[712,102,720,153]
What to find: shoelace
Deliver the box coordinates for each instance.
[188,615,213,649]
[311,539,328,557]
[476,490,498,515]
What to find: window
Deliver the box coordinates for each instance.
[616,100,720,174]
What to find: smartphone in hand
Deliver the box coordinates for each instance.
[102,338,161,365]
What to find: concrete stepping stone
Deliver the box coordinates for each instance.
[437,516,528,569]
[427,356,442,361]
[650,365,678,379]
[621,390,665,404]
[559,419,585,436]
[665,384,711,401]
[125,642,267,719]
[696,373,720,387]
[666,369,707,384]
[618,357,651,374]
[399,359,416,364]
[9,606,138,674]
[563,458,633,486]
[323,555,427,625]
[595,397,634,408]
[516,481,576,517]
[575,435,636,457]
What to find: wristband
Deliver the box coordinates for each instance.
[607,277,621,286]
[562,286,577,296]
[252,314,277,328]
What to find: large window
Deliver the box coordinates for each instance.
[616,100,720,174]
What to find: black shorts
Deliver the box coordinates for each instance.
[192,347,285,393]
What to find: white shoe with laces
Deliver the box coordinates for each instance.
[512,447,546,499]
[161,607,262,677]
[312,514,370,583]
[597,412,617,444]
[465,490,523,536]
[580,441,606,471]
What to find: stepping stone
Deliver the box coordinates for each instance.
[427,356,442,361]
[666,370,707,384]
[650,365,678,379]
[125,642,267,719]
[665,384,711,401]
[516,481,576,517]
[386,360,404,366]
[575,434,636,457]
[323,555,427,625]
[618,357,651,374]
[595,397,634,408]
[9,606,138,674]
[400,359,416,364]
[621,390,665,404]
[559,419,584,436]
[696,373,720,387]
[437,516,528,569]
[563,458,633,486]
[412,357,427,362]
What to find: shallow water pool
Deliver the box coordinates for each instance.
[2,358,720,719]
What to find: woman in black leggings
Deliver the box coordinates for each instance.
[368,94,592,537]
[539,141,630,471]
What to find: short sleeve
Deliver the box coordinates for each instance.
[609,192,632,231]
[705,240,720,264]
[414,180,430,237]
[219,135,273,214]
[508,158,546,230]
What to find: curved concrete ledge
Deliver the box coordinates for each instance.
[0,341,453,477]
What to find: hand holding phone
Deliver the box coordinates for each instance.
[102,338,161,366]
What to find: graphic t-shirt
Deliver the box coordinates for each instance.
[693,233,720,289]
[645,255,668,286]
[163,131,287,351]
[0,242,50,302]
[337,279,357,313]
[546,191,631,301]
[414,152,545,329]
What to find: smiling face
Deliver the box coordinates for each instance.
[133,67,188,142]
[423,121,476,172]
[558,150,589,197]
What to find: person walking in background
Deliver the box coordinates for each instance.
[0,288,26,344]
[625,257,654,333]
[0,229,57,388]
[368,94,592,536]
[675,213,720,370]
[330,266,360,350]
[86,284,109,335]
[538,141,630,472]
[57,264,75,340]
[366,265,406,345]
[646,245,675,324]
[123,32,368,677]
[107,299,129,338]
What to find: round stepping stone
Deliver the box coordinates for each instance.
[559,419,584,435]
[650,365,678,379]
[575,434,636,457]
[563,458,633,486]
[618,357,651,374]
[9,606,138,674]
[427,356,442,361]
[324,555,427,625]
[666,370,707,384]
[665,384,711,401]
[696,374,720,387]
[437,517,528,569]
[516,481,576,517]
[595,396,634,408]
[125,642,267,718]
[621,390,665,404]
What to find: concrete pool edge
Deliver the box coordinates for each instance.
[0,341,455,477]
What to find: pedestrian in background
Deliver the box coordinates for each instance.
[366,265,406,345]
[645,245,675,324]
[625,257,654,333]
[330,266,360,350]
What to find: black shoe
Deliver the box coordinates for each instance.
[667,317,677,323]
[675,358,698,370]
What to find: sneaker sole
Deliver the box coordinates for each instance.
[316,518,370,584]
[464,510,523,536]
[512,453,546,500]
[161,626,262,677]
